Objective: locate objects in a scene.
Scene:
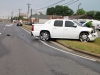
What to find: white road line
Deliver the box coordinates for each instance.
[0,33,1,35]
[21,27,96,61]
[4,28,5,30]
[40,40,96,61]
[21,27,31,34]
[5,24,13,27]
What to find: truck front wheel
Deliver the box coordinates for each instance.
[79,33,90,42]
[40,31,50,41]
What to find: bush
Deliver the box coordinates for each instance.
[86,21,93,27]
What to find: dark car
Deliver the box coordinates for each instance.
[17,22,23,26]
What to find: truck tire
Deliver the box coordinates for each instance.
[79,32,90,42]
[40,31,50,41]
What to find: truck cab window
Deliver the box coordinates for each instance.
[54,20,63,27]
[65,21,74,27]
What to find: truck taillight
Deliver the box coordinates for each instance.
[32,25,34,31]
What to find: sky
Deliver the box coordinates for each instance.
[0,0,100,18]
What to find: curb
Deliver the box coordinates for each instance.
[56,40,100,58]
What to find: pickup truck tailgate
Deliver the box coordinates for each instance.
[31,24,44,37]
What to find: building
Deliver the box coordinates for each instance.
[29,15,63,23]
[19,13,27,19]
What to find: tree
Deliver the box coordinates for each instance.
[76,8,86,15]
[46,5,74,16]
[46,7,55,15]
[95,11,100,20]
[86,21,93,27]
[55,5,74,16]
[39,12,43,15]
[87,11,96,17]
[18,16,23,20]
[87,11,100,20]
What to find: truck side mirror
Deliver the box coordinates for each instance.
[73,25,77,27]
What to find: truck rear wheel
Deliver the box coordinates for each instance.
[79,32,90,42]
[40,31,50,41]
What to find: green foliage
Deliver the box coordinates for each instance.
[18,16,23,20]
[47,7,55,15]
[76,8,86,15]
[11,16,27,21]
[86,11,100,20]
[46,5,74,16]
[39,12,43,15]
[95,11,100,20]
[87,11,95,17]
[86,21,93,27]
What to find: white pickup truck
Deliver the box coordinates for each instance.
[31,19,98,42]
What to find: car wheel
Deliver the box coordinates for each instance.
[79,33,90,42]
[40,31,50,41]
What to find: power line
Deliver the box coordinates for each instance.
[63,0,79,6]
[33,0,53,8]
[36,0,66,10]
[62,0,75,5]
[38,0,79,15]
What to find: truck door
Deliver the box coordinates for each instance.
[52,20,64,38]
[64,21,79,39]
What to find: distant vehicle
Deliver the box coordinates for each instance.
[31,19,98,42]
[81,21,93,27]
[17,22,23,26]
[81,20,100,30]
[97,24,100,31]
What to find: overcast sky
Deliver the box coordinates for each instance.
[0,0,100,18]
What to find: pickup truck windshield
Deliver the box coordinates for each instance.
[74,21,82,26]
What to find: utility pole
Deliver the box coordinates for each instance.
[27,3,31,22]
[77,3,81,21]
[12,11,14,18]
[19,9,21,17]
[30,9,32,23]
[77,3,81,15]
[8,16,9,22]
[11,12,14,22]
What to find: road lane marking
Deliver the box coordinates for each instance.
[4,28,5,30]
[6,24,13,27]
[0,33,1,35]
[40,40,96,61]
[21,27,96,61]
[21,27,31,34]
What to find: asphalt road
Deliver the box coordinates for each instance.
[0,22,100,75]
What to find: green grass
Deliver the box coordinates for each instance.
[23,24,31,30]
[22,24,100,55]
[58,38,100,55]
